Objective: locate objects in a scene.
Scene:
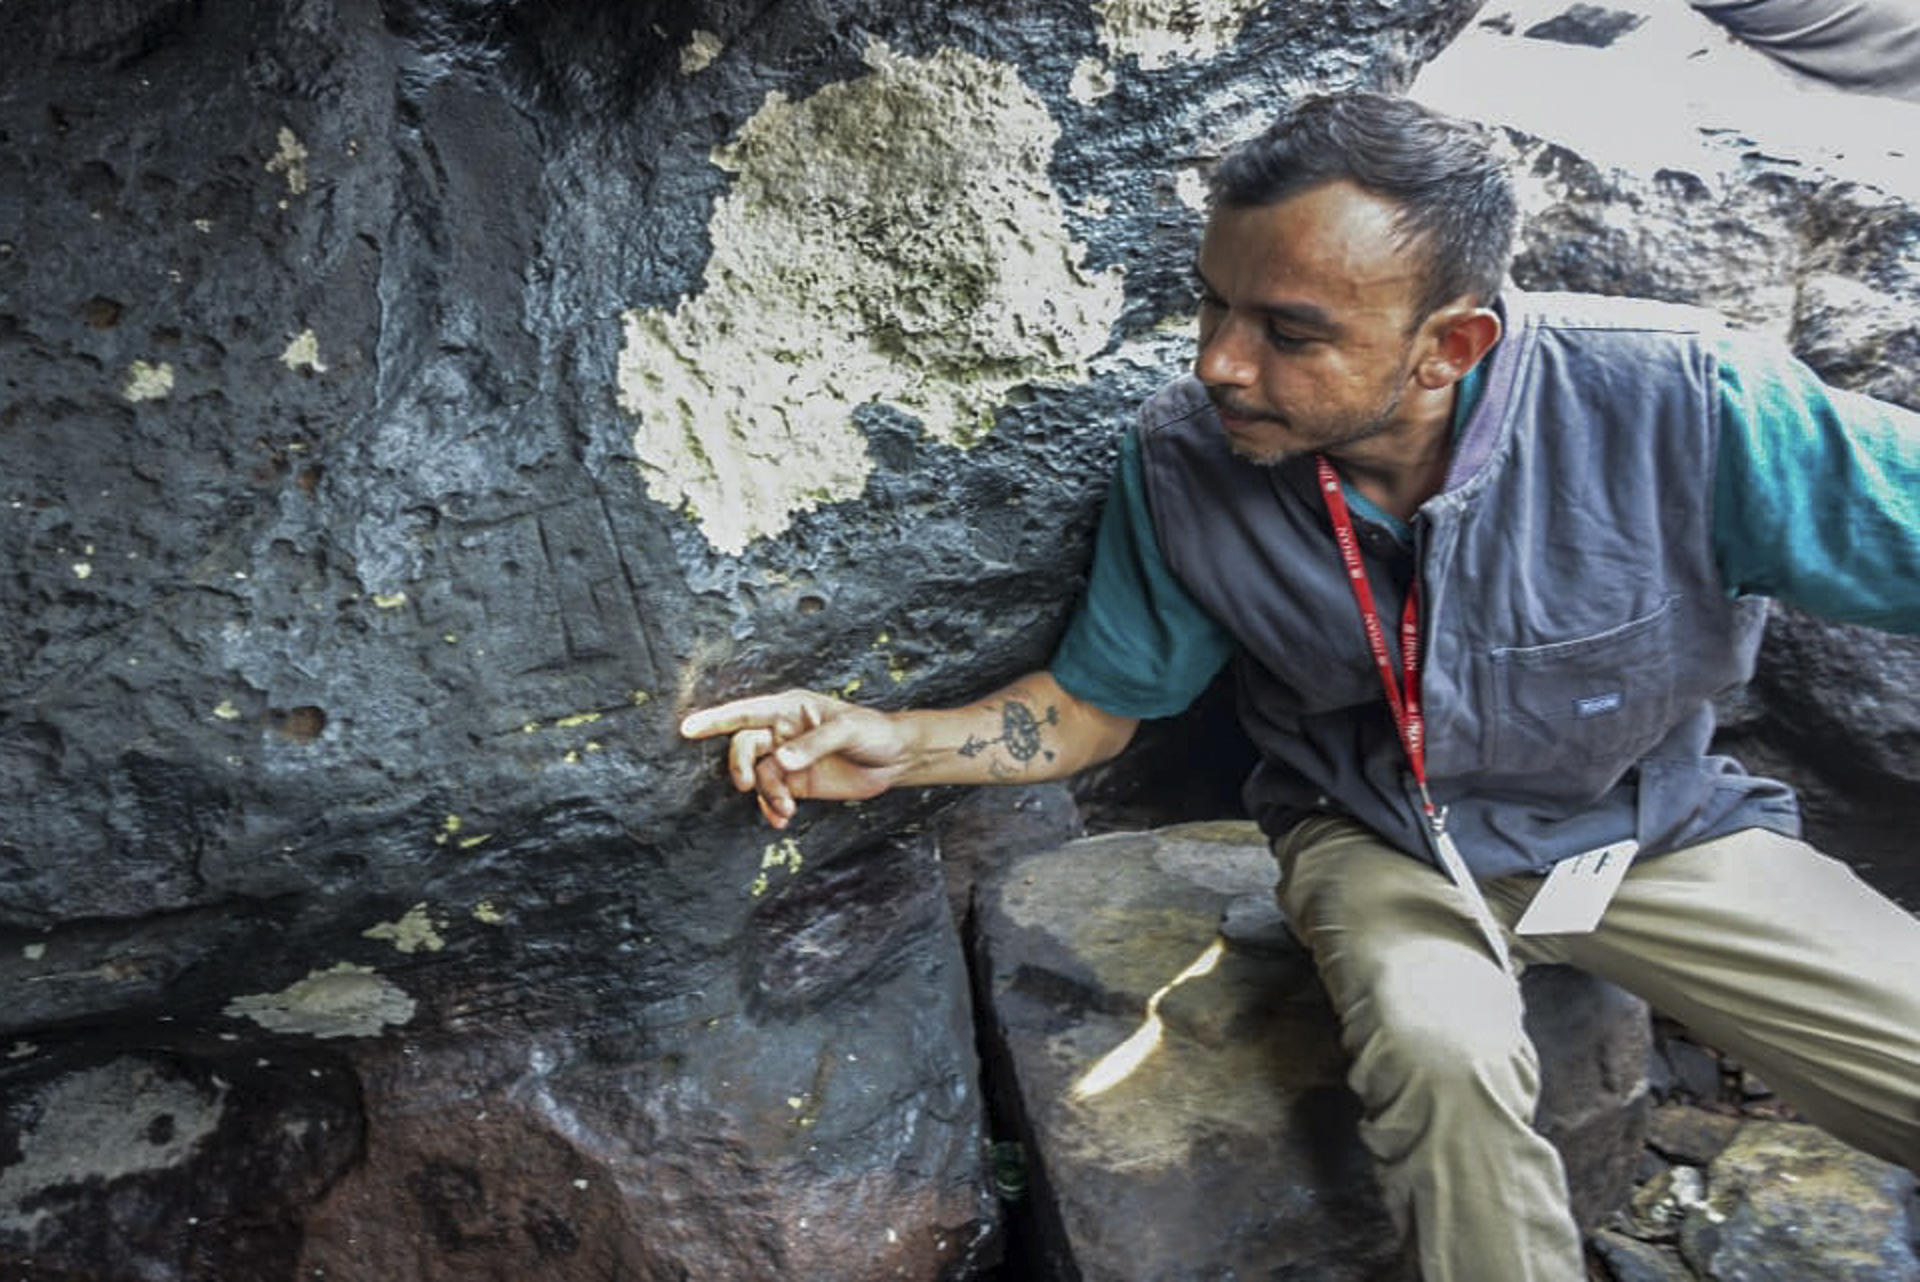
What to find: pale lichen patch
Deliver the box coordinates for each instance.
[281,329,327,374]
[1092,0,1266,70]
[362,903,446,954]
[0,1062,225,1231]
[1070,57,1116,103]
[618,39,1124,554]
[224,962,417,1038]
[681,29,723,74]
[123,360,174,402]
[1175,165,1211,212]
[267,126,309,195]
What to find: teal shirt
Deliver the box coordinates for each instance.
[1051,336,1920,719]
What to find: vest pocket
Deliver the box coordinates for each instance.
[1487,598,1677,775]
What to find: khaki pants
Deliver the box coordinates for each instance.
[1274,816,1920,1282]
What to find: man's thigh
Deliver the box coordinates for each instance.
[1276,816,1528,1057]
[1488,827,1920,1165]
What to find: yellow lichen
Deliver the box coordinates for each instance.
[123,360,174,402]
[362,903,446,954]
[750,837,805,897]
[280,329,327,374]
[763,838,803,875]
[267,126,309,195]
[472,900,506,925]
[681,29,723,74]
[617,39,1124,554]
[371,592,407,609]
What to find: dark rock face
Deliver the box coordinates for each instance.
[0,1034,364,1281]
[0,0,1482,1276]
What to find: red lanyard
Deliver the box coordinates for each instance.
[1314,454,1438,824]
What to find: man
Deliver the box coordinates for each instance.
[1691,0,1920,101]
[682,93,1920,1279]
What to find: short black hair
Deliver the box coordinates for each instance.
[1210,93,1517,319]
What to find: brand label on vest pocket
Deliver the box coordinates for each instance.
[1574,691,1624,718]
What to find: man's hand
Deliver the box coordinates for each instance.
[682,672,1138,828]
[680,690,913,829]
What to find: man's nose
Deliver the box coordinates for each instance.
[1195,313,1255,387]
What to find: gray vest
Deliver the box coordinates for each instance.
[1138,290,1799,880]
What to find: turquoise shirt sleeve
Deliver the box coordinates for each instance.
[1712,334,1920,634]
[1049,428,1237,718]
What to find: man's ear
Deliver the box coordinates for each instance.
[1415,301,1502,389]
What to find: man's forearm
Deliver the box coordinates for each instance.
[891,671,1137,787]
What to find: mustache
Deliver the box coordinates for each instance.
[1205,389,1280,423]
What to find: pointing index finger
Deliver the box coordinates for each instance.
[679,692,810,740]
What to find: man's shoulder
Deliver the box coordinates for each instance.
[1511,287,1734,342]
[1135,375,1214,438]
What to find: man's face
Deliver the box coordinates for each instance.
[1194,180,1430,467]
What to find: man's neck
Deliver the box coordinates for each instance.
[1331,389,1457,521]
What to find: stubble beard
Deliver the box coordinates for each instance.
[1215,375,1410,469]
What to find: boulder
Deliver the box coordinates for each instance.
[973,822,1652,1281]
[1679,1121,1920,1281]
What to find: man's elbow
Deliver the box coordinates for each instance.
[1080,707,1139,770]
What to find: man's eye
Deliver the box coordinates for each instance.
[1265,326,1309,350]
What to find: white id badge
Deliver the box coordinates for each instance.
[1513,840,1638,935]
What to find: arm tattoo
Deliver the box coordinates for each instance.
[958,699,1060,771]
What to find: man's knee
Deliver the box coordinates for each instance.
[1347,953,1537,1106]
